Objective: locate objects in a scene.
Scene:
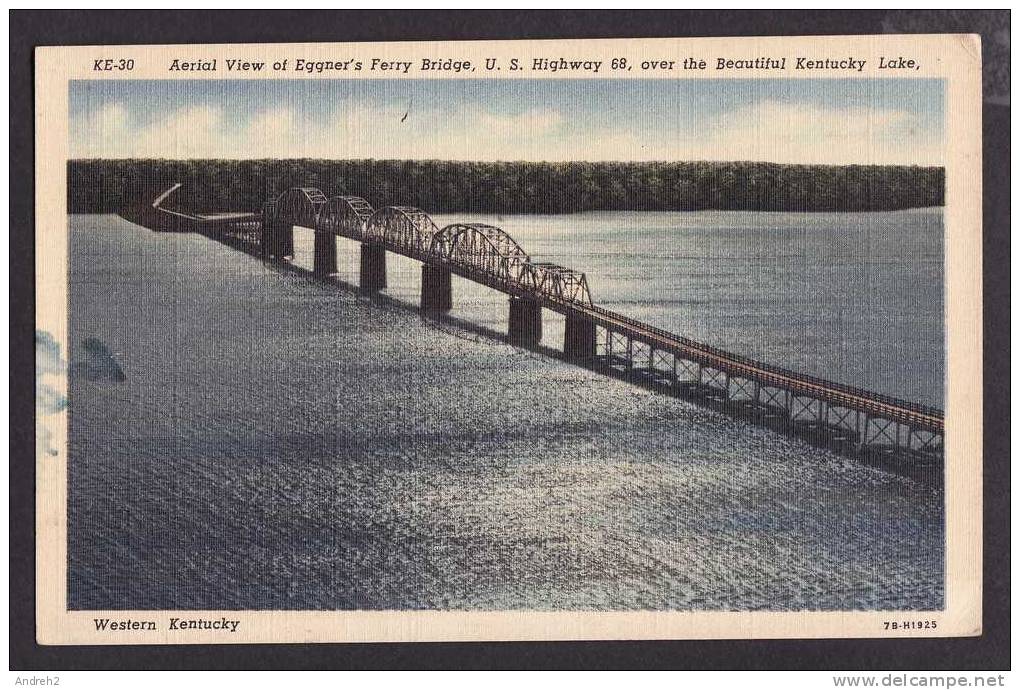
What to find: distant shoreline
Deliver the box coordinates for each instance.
[68,158,945,215]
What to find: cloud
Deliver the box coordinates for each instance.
[73,103,232,158]
[654,100,942,166]
[478,108,563,136]
[136,105,229,159]
[70,98,941,166]
[71,103,129,158]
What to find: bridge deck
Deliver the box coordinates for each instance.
[577,304,943,432]
[150,186,944,445]
[309,222,943,434]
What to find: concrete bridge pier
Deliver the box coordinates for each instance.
[313,231,338,276]
[507,297,542,345]
[564,313,597,359]
[360,243,387,290]
[421,265,453,311]
[275,222,295,258]
[262,218,294,260]
[259,206,272,260]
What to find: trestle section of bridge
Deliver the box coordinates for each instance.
[586,317,944,463]
[233,185,944,466]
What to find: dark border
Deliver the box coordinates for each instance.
[10,9,1010,671]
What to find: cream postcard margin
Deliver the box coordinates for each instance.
[34,34,982,644]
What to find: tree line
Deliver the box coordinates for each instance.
[68,158,945,215]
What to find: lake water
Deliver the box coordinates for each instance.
[290,208,944,408]
[66,212,944,612]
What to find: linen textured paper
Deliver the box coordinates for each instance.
[35,34,982,644]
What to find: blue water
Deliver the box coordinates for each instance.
[291,208,944,408]
[67,213,944,612]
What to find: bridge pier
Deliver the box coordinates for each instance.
[359,243,387,290]
[507,297,542,345]
[564,314,596,360]
[421,265,453,312]
[276,222,295,258]
[259,205,272,260]
[313,230,338,276]
[262,218,294,260]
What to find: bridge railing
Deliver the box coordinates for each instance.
[583,303,944,424]
[264,185,942,430]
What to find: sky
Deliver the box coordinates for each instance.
[69,78,944,165]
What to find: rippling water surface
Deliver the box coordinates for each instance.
[316,208,942,407]
[67,213,944,611]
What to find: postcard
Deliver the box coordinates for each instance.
[34,33,982,644]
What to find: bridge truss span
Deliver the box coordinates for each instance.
[319,195,375,239]
[519,262,594,307]
[274,187,328,228]
[221,183,943,464]
[365,206,441,254]
[432,223,531,284]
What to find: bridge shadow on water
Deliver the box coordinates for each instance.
[576,361,942,484]
[194,223,569,361]
[135,216,941,485]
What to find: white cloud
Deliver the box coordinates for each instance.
[136,105,229,159]
[657,100,942,166]
[478,108,563,136]
[71,103,129,158]
[70,98,941,166]
[681,99,942,165]
[73,103,232,158]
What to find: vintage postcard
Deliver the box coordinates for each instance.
[35,33,982,645]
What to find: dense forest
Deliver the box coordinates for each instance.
[68,159,944,215]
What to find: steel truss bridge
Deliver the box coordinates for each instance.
[148,185,945,466]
